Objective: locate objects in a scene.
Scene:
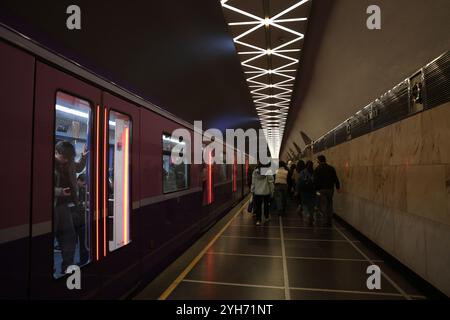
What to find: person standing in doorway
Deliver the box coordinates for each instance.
[54,141,87,273]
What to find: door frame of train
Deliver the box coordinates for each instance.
[99,92,141,297]
[30,61,102,298]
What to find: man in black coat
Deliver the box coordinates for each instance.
[313,155,341,227]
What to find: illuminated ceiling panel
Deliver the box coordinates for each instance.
[221,0,312,158]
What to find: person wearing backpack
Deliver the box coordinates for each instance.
[299,160,316,226]
[251,164,275,226]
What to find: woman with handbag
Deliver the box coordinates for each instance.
[251,164,275,226]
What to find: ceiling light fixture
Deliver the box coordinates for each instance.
[221,0,310,158]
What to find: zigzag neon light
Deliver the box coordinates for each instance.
[221,0,310,158]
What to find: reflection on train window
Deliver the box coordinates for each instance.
[108,111,132,252]
[203,147,214,205]
[217,162,228,184]
[233,158,237,192]
[53,91,92,279]
[162,133,189,193]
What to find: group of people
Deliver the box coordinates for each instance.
[249,155,341,227]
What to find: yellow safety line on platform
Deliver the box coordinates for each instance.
[158,198,250,300]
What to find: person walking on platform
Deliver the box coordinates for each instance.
[313,155,340,227]
[251,164,274,226]
[299,161,315,226]
[287,162,295,198]
[274,161,289,216]
[294,160,306,214]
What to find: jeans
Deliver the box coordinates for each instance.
[275,184,288,215]
[301,192,316,222]
[73,208,90,265]
[254,194,270,222]
[55,204,76,272]
[318,189,334,225]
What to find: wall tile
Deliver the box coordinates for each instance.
[335,164,350,194]
[424,219,450,297]
[406,165,448,225]
[370,125,393,166]
[368,166,384,205]
[341,142,351,168]
[383,165,407,212]
[352,166,370,200]
[447,165,450,221]
[391,113,422,166]
[355,198,374,238]
[393,211,427,279]
[372,206,395,255]
[360,133,372,167]
[421,102,450,165]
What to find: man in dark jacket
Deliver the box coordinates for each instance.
[54,141,87,273]
[313,155,340,227]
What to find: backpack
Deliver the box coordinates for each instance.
[298,171,314,193]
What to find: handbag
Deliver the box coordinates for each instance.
[247,195,254,213]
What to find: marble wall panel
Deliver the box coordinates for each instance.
[360,133,372,167]
[406,165,448,225]
[308,103,450,296]
[424,220,450,297]
[393,211,428,279]
[391,113,422,166]
[370,125,393,166]
[446,165,450,223]
[371,206,395,255]
[382,165,407,212]
[368,166,384,204]
[421,102,450,165]
[351,166,370,200]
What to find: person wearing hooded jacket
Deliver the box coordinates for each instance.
[251,164,274,226]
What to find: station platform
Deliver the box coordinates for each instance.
[134,197,433,300]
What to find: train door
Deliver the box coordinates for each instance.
[100,92,140,297]
[0,41,35,299]
[30,62,102,298]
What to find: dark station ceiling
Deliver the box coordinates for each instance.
[0,0,264,132]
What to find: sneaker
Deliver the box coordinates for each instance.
[265,216,271,223]
[256,221,261,226]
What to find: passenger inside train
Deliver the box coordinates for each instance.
[53,92,92,278]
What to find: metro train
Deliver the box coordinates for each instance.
[0,25,250,299]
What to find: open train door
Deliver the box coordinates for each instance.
[30,62,102,299]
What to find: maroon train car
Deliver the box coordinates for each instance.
[0,24,250,299]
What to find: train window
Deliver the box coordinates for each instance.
[53,91,92,279]
[216,152,228,184]
[162,133,190,193]
[108,111,132,252]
